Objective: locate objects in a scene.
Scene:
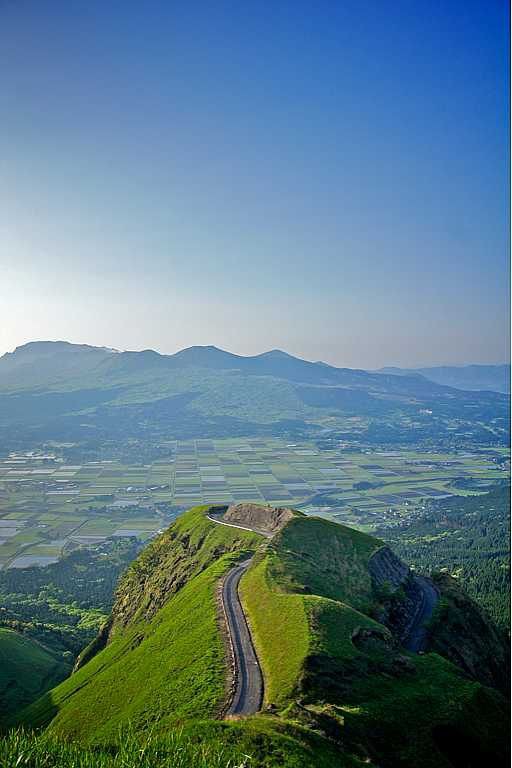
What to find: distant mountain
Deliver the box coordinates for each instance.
[0,341,115,389]
[0,341,508,446]
[377,364,510,394]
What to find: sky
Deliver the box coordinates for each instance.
[0,0,509,368]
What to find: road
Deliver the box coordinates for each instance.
[222,559,264,716]
[403,575,439,653]
[208,512,265,716]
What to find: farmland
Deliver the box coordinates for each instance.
[0,438,508,570]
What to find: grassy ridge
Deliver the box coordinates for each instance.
[12,507,263,741]
[240,516,382,705]
[241,514,509,767]
[109,504,263,633]
[241,557,310,704]
[0,629,71,722]
[7,506,509,767]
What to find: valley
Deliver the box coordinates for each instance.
[0,437,508,570]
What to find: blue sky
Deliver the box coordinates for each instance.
[0,0,509,367]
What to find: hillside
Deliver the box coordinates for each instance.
[381,486,511,630]
[0,629,71,721]
[10,504,509,767]
[0,341,508,447]
[378,364,510,394]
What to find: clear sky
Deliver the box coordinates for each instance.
[1,0,509,368]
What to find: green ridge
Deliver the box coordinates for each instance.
[7,505,509,768]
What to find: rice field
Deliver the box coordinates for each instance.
[0,438,508,567]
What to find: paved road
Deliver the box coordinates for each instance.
[404,575,439,653]
[222,559,264,716]
[208,512,265,716]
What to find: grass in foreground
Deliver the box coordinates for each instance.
[0,719,364,768]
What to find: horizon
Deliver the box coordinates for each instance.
[1,1,510,369]
[1,337,509,370]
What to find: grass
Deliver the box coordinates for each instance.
[12,507,263,743]
[240,514,509,767]
[0,719,365,768]
[6,505,509,767]
[241,557,310,704]
[0,629,71,722]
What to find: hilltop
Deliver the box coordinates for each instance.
[10,504,509,768]
[0,341,508,447]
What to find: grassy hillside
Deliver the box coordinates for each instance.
[9,505,509,767]
[0,629,71,722]
[240,515,509,767]
[13,506,262,741]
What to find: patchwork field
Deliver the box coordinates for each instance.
[0,439,508,568]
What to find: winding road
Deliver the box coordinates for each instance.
[208,512,266,716]
[208,509,436,719]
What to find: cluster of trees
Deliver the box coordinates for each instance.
[380,486,510,631]
[0,539,140,657]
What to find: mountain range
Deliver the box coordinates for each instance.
[0,341,508,446]
[378,364,510,394]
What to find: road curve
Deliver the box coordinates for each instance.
[207,512,265,716]
[403,575,439,653]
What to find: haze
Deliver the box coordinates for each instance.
[0,1,509,368]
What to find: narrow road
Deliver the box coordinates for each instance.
[222,559,264,716]
[208,512,265,716]
[403,575,439,653]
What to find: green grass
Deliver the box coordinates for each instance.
[0,629,71,722]
[12,506,263,743]
[0,719,365,768]
[240,514,509,767]
[241,557,310,704]
[7,505,509,767]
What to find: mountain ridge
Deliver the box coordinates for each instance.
[12,505,509,767]
[0,340,508,447]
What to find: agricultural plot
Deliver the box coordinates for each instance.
[0,439,508,567]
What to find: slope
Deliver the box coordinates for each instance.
[0,629,71,722]
[240,515,509,767]
[12,506,262,740]
[12,506,509,768]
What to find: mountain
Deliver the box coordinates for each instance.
[377,364,510,394]
[11,505,509,767]
[0,341,509,447]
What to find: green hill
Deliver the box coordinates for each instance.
[0,629,71,722]
[8,505,510,767]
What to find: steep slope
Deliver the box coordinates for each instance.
[240,515,509,767]
[12,506,509,768]
[0,629,71,722]
[13,506,263,740]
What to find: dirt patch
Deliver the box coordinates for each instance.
[223,503,295,534]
